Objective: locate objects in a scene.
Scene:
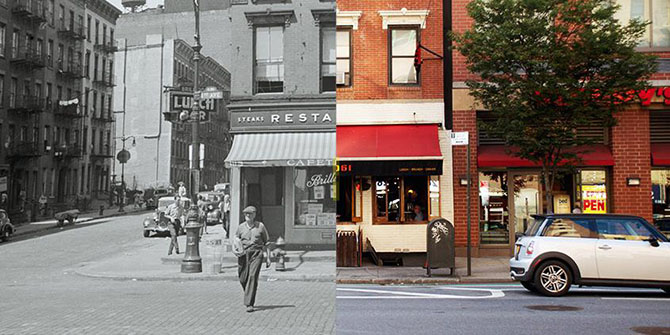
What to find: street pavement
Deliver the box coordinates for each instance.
[0,212,335,334]
[337,284,670,335]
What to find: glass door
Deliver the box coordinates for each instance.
[511,173,541,246]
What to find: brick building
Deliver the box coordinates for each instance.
[0,0,119,221]
[451,0,670,256]
[335,0,452,265]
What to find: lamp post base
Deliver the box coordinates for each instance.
[181,259,202,273]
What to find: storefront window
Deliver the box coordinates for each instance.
[337,175,363,222]
[294,167,336,227]
[577,170,607,214]
[373,176,433,223]
[479,172,509,244]
[652,170,670,224]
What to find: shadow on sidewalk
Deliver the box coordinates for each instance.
[253,305,296,311]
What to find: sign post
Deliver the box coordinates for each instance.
[451,131,471,276]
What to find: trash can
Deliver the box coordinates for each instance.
[426,218,455,276]
[336,230,359,267]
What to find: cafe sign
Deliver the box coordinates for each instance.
[231,110,335,132]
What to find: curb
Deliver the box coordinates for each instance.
[160,255,336,265]
[13,209,150,238]
[336,278,513,285]
[74,268,336,283]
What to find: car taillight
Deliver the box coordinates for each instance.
[526,241,535,255]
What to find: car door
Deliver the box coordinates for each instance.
[595,218,670,281]
[539,217,599,279]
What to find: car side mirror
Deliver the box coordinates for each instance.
[645,236,660,247]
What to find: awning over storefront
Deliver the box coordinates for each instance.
[478,145,615,168]
[652,143,670,166]
[337,125,443,175]
[224,132,335,167]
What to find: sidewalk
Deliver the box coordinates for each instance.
[13,205,149,237]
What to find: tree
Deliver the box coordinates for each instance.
[453,0,657,213]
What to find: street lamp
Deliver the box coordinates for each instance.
[115,135,136,212]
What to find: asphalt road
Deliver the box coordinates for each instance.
[336,284,670,335]
[0,213,335,335]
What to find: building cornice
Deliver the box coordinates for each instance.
[378,8,429,29]
[336,10,362,30]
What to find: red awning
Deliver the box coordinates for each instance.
[652,143,670,166]
[337,125,442,160]
[478,145,614,168]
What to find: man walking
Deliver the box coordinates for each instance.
[165,197,183,255]
[233,206,269,312]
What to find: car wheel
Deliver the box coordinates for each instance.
[0,228,9,242]
[533,260,572,297]
[143,230,150,238]
[520,280,537,293]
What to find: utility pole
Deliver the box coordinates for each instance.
[190,0,202,201]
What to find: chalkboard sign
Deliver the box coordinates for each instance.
[426,218,455,277]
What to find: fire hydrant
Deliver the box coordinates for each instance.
[274,236,286,271]
[181,205,203,273]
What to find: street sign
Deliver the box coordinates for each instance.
[117,149,131,164]
[451,131,469,146]
[201,91,224,100]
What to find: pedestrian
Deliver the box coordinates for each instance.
[197,195,207,235]
[134,193,141,209]
[165,197,183,255]
[233,205,270,313]
[222,193,231,238]
[178,182,187,199]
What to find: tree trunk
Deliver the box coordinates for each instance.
[543,166,554,214]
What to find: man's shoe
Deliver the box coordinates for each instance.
[176,251,180,254]
[168,252,172,256]
[246,306,254,313]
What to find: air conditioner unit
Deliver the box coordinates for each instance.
[336,72,346,85]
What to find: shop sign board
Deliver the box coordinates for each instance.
[554,194,571,214]
[169,91,217,112]
[230,110,335,132]
[582,184,607,213]
[336,160,443,176]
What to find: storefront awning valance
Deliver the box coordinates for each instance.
[224,132,335,167]
[478,145,614,168]
[652,143,670,166]
[336,125,442,160]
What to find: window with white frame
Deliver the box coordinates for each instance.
[254,26,284,94]
[321,26,336,92]
[390,27,419,84]
[336,28,351,87]
[0,24,5,58]
[614,0,670,48]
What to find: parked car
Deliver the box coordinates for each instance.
[144,188,173,210]
[197,191,224,226]
[510,214,670,296]
[142,196,191,237]
[0,209,15,242]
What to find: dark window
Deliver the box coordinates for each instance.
[542,218,595,238]
[320,26,335,92]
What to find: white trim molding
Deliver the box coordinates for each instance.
[378,8,429,29]
[337,101,444,125]
[336,10,363,30]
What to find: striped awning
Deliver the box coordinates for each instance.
[225,132,336,167]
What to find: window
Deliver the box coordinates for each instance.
[48,0,54,25]
[95,20,99,45]
[320,26,336,92]
[102,25,106,45]
[596,218,663,240]
[44,126,50,149]
[11,30,18,59]
[336,28,351,87]
[294,167,336,226]
[58,5,64,29]
[254,26,283,93]
[373,176,435,223]
[614,0,670,48]
[87,15,91,41]
[0,23,5,58]
[652,170,670,222]
[36,39,43,57]
[0,74,3,107]
[337,176,363,222]
[57,44,63,69]
[47,39,53,67]
[93,54,98,81]
[85,50,90,77]
[46,83,52,105]
[542,218,595,238]
[9,78,16,108]
[389,27,419,84]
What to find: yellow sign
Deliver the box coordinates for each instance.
[553,194,571,214]
[582,185,607,213]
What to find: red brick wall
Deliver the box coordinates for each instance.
[452,109,480,247]
[336,0,443,100]
[611,108,653,222]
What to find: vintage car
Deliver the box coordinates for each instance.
[143,196,191,237]
[144,187,173,210]
[0,209,15,242]
[197,191,224,226]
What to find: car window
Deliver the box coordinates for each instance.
[596,218,665,241]
[525,217,546,236]
[542,218,595,238]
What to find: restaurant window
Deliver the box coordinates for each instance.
[337,176,363,222]
[336,28,351,87]
[294,167,336,227]
[614,0,670,48]
[389,27,419,84]
[652,170,670,223]
[321,26,336,92]
[576,170,607,214]
[373,176,434,223]
[254,26,283,94]
[479,172,509,244]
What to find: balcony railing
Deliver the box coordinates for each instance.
[90,144,113,159]
[57,60,83,79]
[54,100,82,118]
[57,21,85,40]
[7,142,40,157]
[94,40,117,54]
[54,144,82,158]
[9,46,46,69]
[12,0,47,23]
[8,95,45,113]
[93,70,114,88]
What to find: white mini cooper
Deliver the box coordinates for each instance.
[510,214,670,296]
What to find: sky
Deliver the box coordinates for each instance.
[107,0,165,11]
